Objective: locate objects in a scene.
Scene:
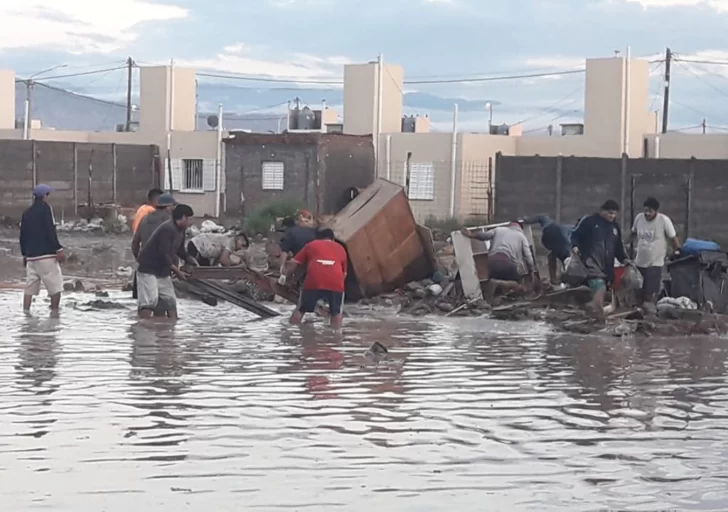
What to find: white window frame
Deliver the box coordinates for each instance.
[407,161,435,201]
[182,158,204,191]
[262,161,284,190]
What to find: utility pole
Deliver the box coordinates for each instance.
[125,57,134,132]
[661,47,672,134]
[702,118,707,134]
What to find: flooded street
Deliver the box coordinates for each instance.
[1,290,728,511]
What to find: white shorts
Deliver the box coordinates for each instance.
[136,272,177,311]
[25,257,63,296]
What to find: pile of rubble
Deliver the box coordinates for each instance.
[57,215,130,234]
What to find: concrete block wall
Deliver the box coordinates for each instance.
[0,140,159,219]
[495,155,728,246]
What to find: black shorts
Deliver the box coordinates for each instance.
[638,266,663,297]
[298,289,344,315]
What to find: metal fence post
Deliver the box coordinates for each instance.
[620,152,628,235]
[555,155,563,224]
[112,143,117,203]
[686,158,695,240]
[31,140,37,187]
[72,143,78,216]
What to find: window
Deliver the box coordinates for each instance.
[262,161,284,190]
[183,159,204,190]
[407,162,434,200]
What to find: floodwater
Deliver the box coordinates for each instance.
[1,291,728,511]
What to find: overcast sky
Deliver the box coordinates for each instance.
[3,0,728,132]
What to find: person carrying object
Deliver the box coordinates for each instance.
[460,222,537,297]
[522,214,576,287]
[571,199,630,315]
[282,228,348,329]
[135,204,198,320]
[630,196,680,304]
[131,193,180,315]
[20,184,65,313]
[277,215,316,286]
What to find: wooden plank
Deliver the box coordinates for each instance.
[451,230,483,300]
[188,278,279,318]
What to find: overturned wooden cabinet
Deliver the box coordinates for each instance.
[328,179,436,300]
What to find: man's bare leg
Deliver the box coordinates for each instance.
[330,313,343,330]
[290,310,304,324]
[23,294,33,312]
[548,253,558,285]
[49,292,61,311]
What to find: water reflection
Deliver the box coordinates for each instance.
[0,291,726,511]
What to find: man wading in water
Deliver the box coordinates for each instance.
[135,204,197,319]
[571,200,630,316]
[283,228,348,329]
[20,184,66,314]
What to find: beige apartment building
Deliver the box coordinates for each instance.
[2,55,728,221]
[340,57,728,222]
[0,66,226,216]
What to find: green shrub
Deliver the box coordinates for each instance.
[243,199,305,236]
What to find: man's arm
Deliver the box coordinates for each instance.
[663,215,681,251]
[571,217,588,251]
[43,205,64,260]
[131,228,142,259]
[461,227,495,241]
[520,234,535,272]
[615,224,629,263]
[19,214,27,258]
[522,215,551,227]
[175,235,196,265]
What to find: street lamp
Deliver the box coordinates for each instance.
[485,102,493,133]
[23,64,68,139]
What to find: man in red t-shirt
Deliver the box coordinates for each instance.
[285,228,347,328]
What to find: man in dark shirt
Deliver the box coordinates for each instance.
[130,193,178,312]
[522,214,576,287]
[571,199,630,315]
[19,184,65,313]
[277,216,316,285]
[131,193,177,259]
[136,204,196,319]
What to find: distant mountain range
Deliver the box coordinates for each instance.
[15,81,501,133]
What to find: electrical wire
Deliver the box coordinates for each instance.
[33,82,126,108]
[15,65,128,83]
[196,68,589,86]
[674,60,728,100]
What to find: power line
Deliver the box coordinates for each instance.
[33,82,127,108]
[675,60,728,100]
[674,57,728,66]
[15,65,128,83]
[196,67,589,86]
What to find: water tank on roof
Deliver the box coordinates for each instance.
[401,115,416,133]
[297,106,316,130]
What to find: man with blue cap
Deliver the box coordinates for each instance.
[19,184,65,313]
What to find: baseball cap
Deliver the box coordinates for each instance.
[32,184,53,198]
[157,193,176,206]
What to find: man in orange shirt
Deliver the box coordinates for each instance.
[284,228,347,329]
[131,188,163,233]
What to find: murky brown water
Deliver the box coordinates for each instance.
[1,291,728,511]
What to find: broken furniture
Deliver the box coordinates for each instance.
[174,266,284,318]
[452,222,537,300]
[667,250,728,313]
[327,178,436,300]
